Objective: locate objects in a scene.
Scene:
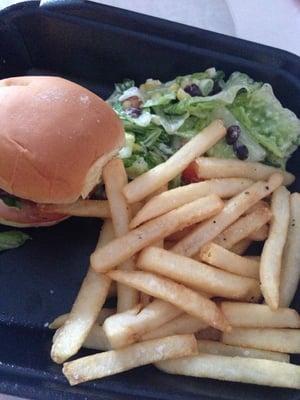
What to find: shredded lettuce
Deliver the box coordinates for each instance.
[109,69,300,177]
[0,195,22,209]
[0,231,30,252]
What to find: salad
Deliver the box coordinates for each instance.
[108,68,300,181]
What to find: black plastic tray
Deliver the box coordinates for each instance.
[0,1,299,399]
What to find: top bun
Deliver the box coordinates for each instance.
[0,76,124,204]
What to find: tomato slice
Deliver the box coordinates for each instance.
[0,199,67,227]
[182,162,201,184]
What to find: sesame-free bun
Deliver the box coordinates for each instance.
[0,76,124,204]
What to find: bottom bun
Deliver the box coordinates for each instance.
[0,216,68,228]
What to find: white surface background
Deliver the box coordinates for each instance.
[0,0,299,399]
[227,0,300,56]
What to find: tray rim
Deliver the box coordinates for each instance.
[0,1,299,399]
[1,0,300,70]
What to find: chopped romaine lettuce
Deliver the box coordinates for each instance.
[211,107,266,162]
[123,156,149,179]
[198,79,214,96]
[229,84,300,167]
[164,72,259,116]
[107,79,135,105]
[152,108,189,134]
[141,81,178,108]
[113,102,152,128]
[169,175,182,189]
[115,79,135,93]
[119,133,135,159]
[119,86,141,102]
[110,69,299,178]
[176,115,213,138]
[175,69,224,89]
[207,139,236,159]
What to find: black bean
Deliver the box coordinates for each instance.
[184,83,202,97]
[226,125,241,145]
[126,107,142,118]
[233,142,249,160]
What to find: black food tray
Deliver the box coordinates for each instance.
[0,1,299,399]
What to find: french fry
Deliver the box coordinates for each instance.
[50,220,113,364]
[230,239,252,255]
[103,158,138,312]
[171,174,283,257]
[63,334,198,385]
[260,186,290,310]
[243,204,269,244]
[130,178,253,228]
[199,243,259,279]
[138,247,260,301]
[141,314,207,341]
[123,120,226,203]
[53,323,111,351]
[197,340,290,362]
[107,270,231,332]
[220,302,300,328]
[91,194,223,273]
[245,255,260,262]
[103,300,182,349]
[156,354,300,389]
[49,314,70,330]
[83,325,111,351]
[103,158,133,230]
[248,224,269,241]
[52,327,61,343]
[39,199,111,218]
[149,185,167,249]
[222,328,300,353]
[280,193,300,307]
[213,204,272,249]
[142,185,166,304]
[194,157,295,186]
[49,308,115,330]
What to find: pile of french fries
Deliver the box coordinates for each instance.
[49,120,300,389]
